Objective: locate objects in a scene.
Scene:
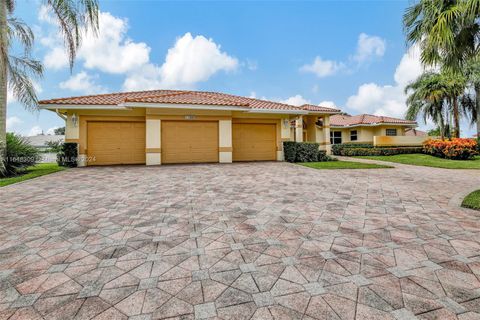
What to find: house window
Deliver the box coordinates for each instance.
[330,131,342,144]
[350,130,358,141]
[386,128,397,136]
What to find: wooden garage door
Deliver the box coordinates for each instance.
[233,123,276,161]
[87,122,145,165]
[162,121,219,164]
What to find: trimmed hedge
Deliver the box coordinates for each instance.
[283,141,337,162]
[332,143,422,156]
[57,143,78,167]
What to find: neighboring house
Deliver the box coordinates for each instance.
[39,89,415,166]
[405,128,427,137]
[329,114,425,146]
[25,134,65,151]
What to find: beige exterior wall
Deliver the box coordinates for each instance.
[146,119,161,165]
[331,125,411,144]
[374,135,427,146]
[62,107,301,166]
[219,120,232,163]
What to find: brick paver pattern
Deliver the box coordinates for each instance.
[1,162,480,319]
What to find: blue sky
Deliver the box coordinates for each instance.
[7,0,477,137]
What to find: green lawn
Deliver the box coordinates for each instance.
[299,161,393,170]
[0,163,65,187]
[462,190,480,211]
[356,154,480,169]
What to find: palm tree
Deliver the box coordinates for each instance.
[403,0,480,137]
[405,71,472,138]
[0,0,99,174]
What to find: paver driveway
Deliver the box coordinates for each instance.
[1,162,480,320]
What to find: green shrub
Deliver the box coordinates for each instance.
[1,133,40,177]
[283,141,297,163]
[318,150,338,162]
[296,142,320,162]
[45,140,63,153]
[332,143,374,155]
[57,143,78,167]
[336,146,423,156]
[283,141,335,162]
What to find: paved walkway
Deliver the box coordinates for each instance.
[1,162,480,319]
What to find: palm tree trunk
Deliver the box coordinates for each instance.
[452,98,460,138]
[0,0,7,171]
[476,84,480,139]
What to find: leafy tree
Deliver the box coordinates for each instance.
[404,0,480,137]
[54,126,65,135]
[0,0,99,175]
[405,71,473,139]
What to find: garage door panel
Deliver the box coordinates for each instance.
[233,123,276,161]
[162,121,219,164]
[87,121,146,165]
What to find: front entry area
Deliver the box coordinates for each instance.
[87,121,146,165]
[232,123,276,161]
[161,121,219,164]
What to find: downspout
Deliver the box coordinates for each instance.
[55,109,67,121]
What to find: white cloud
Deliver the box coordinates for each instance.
[353,33,386,63]
[393,45,423,86]
[124,32,238,90]
[28,126,43,136]
[318,101,338,109]
[59,71,106,94]
[43,47,69,70]
[346,45,424,118]
[280,95,310,106]
[46,127,59,135]
[300,56,344,78]
[6,116,23,131]
[42,11,150,74]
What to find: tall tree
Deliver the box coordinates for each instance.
[405,71,473,138]
[404,0,480,137]
[0,0,99,174]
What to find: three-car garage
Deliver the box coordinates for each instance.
[84,119,279,166]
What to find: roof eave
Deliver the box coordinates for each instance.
[39,104,129,110]
[331,123,417,128]
[248,108,308,115]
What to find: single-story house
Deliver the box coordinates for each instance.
[39,90,341,166]
[39,89,420,166]
[405,128,427,137]
[328,114,423,146]
[25,134,65,151]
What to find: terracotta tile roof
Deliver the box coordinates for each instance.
[330,114,417,127]
[124,91,249,107]
[39,89,314,112]
[405,128,427,136]
[300,104,341,113]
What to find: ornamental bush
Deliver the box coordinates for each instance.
[295,142,320,162]
[423,138,478,160]
[282,141,336,162]
[1,133,40,177]
[57,143,78,167]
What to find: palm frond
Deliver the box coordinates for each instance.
[7,18,34,54]
[7,55,43,111]
[46,0,99,70]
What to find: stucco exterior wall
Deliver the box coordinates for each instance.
[63,107,300,165]
[331,125,412,144]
